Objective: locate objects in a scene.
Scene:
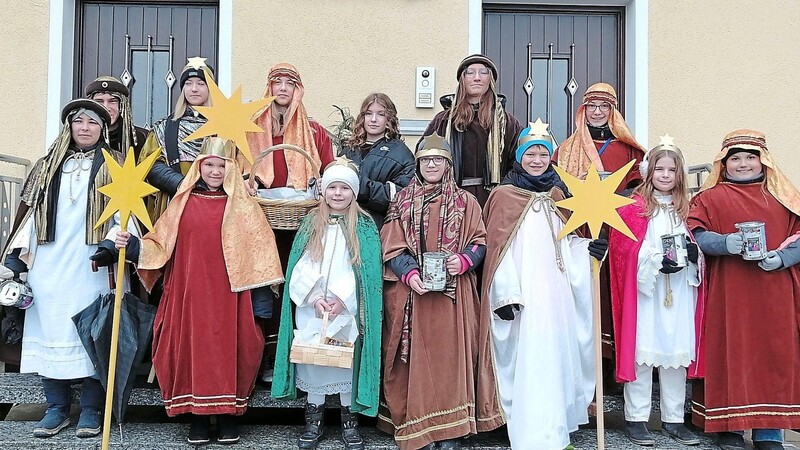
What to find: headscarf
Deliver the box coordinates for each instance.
[138,137,284,292]
[246,63,322,188]
[699,129,800,216]
[558,82,645,177]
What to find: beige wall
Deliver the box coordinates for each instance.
[232,0,469,129]
[649,0,800,184]
[0,1,50,175]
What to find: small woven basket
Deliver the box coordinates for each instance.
[251,144,320,230]
[289,311,354,369]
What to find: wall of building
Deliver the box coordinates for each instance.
[649,0,800,183]
[232,0,470,133]
[0,1,51,174]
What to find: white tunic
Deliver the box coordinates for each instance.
[289,223,357,395]
[488,194,595,450]
[634,194,699,368]
[10,155,135,380]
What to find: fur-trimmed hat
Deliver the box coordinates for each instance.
[84,76,129,98]
[456,54,498,81]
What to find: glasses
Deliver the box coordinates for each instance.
[419,156,446,166]
[585,103,612,112]
[464,68,491,77]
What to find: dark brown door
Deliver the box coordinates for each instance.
[483,5,624,145]
[76,1,219,128]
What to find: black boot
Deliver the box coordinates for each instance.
[340,406,365,450]
[625,420,655,446]
[187,414,211,445]
[217,414,240,445]
[298,402,324,449]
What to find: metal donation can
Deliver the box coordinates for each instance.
[422,251,448,291]
[661,233,689,267]
[735,221,767,260]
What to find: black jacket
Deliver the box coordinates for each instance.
[340,138,415,227]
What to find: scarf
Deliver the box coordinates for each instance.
[245,63,322,188]
[501,162,569,195]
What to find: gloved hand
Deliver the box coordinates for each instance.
[687,242,699,264]
[588,238,609,261]
[725,233,744,255]
[758,250,783,271]
[660,256,682,274]
[494,304,520,321]
[89,246,116,267]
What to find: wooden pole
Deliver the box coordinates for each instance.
[592,257,605,450]
[101,218,128,450]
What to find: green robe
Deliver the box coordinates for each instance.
[271,213,383,416]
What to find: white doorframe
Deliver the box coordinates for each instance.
[46,0,233,144]
[469,0,649,147]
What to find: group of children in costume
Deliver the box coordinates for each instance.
[5,53,799,450]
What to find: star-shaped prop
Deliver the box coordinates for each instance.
[186,56,208,70]
[94,148,160,232]
[658,133,675,147]
[553,160,637,240]
[184,68,275,164]
[528,118,550,138]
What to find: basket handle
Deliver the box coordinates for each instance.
[249,143,321,190]
[320,310,330,345]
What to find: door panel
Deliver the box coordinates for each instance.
[76,1,219,129]
[483,5,624,144]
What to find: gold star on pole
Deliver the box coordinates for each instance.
[186,56,208,70]
[94,148,160,232]
[183,68,275,164]
[553,160,638,241]
[658,134,676,147]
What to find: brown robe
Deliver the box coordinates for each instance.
[378,193,503,449]
[688,182,800,431]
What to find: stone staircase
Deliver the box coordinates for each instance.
[0,372,723,449]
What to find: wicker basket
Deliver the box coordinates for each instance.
[251,144,320,230]
[290,311,354,369]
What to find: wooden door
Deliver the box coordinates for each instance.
[76,1,219,128]
[484,5,624,145]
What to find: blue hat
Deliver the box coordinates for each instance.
[515,118,554,162]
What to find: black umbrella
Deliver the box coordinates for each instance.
[72,291,156,422]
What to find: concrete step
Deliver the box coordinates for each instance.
[0,419,728,449]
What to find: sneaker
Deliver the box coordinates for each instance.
[661,422,700,446]
[754,442,785,450]
[625,421,655,446]
[75,408,102,438]
[187,415,211,445]
[717,431,745,449]
[217,415,240,445]
[33,407,70,438]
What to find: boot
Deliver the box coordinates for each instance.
[340,406,365,450]
[625,420,655,446]
[298,402,324,449]
[217,414,240,445]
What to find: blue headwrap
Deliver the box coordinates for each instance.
[515,125,554,163]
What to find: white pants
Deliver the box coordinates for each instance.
[624,363,686,423]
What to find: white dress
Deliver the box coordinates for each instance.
[9,154,135,380]
[289,223,357,395]
[634,194,699,368]
[488,193,595,450]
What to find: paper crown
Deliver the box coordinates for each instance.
[199,137,236,160]
[416,133,452,162]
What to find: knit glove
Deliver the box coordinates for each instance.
[660,256,682,274]
[758,251,783,271]
[725,233,744,255]
[588,239,609,261]
[494,304,520,321]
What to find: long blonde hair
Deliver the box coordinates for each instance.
[172,69,215,120]
[633,148,690,219]
[306,195,370,267]
[451,76,495,132]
